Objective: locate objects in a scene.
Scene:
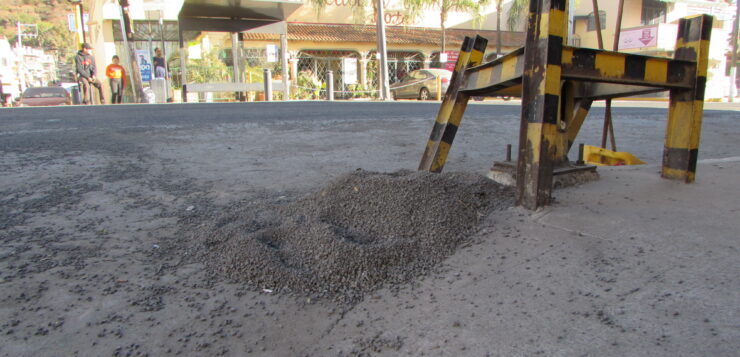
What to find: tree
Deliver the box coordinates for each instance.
[404,0,491,53]
[186,49,230,84]
[497,0,529,56]
[506,0,528,33]
[0,0,76,61]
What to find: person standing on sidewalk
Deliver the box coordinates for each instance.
[0,74,5,107]
[75,43,105,105]
[153,47,167,79]
[106,55,126,104]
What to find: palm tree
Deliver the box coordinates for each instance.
[506,0,529,33]
[404,0,491,53]
[497,0,529,56]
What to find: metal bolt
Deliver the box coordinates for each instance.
[576,143,585,165]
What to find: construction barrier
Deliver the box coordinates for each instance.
[419,0,713,209]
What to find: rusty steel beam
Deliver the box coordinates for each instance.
[458,47,696,98]
[516,0,569,209]
[561,47,696,89]
[460,48,525,95]
[573,83,668,100]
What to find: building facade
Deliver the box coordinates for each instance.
[0,36,59,102]
[83,0,526,101]
[82,0,737,101]
[571,0,737,99]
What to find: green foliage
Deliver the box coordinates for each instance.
[243,66,265,83]
[293,71,322,99]
[186,50,230,84]
[506,0,529,31]
[0,0,75,60]
[404,0,492,25]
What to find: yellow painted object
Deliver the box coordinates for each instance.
[583,145,646,166]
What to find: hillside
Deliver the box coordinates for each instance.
[0,0,77,61]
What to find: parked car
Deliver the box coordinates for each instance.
[390,69,452,100]
[19,86,72,107]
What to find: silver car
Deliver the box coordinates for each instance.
[390,69,452,100]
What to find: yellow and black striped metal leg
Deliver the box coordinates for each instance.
[419,37,474,172]
[516,0,569,209]
[429,36,488,172]
[663,15,712,183]
[419,36,487,172]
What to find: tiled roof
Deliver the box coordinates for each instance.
[243,23,525,49]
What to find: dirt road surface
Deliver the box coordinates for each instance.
[1,101,738,356]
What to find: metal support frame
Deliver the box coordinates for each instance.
[663,15,713,183]
[419,36,488,172]
[418,0,713,210]
[516,0,568,209]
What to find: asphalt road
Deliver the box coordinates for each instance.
[2,101,738,178]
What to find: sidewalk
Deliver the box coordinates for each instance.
[472,99,740,111]
[308,159,740,356]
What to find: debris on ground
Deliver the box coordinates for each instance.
[181,169,514,302]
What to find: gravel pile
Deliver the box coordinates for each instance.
[186,170,513,302]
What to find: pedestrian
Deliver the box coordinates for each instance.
[75,43,105,105]
[153,47,167,79]
[106,55,126,104]
[0,74,5,107]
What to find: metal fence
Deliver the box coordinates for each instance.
[294,50,425,99]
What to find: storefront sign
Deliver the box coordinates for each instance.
[67,13,89,32]
[342,58,357,84]
[266,44,278,63]
[443,51,459,71]
[135,49,152,82]
[618,26,658,50]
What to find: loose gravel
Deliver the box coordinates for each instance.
[183,169,514,302]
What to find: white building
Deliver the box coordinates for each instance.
[0,37,20,100]
[15,46,58,89]
[573,0,738,100]
[0,35,59,101]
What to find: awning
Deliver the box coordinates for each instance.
[242,23,526,49]
[178,0,303,33]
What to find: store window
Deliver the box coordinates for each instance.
[641,0,667,26]
[587,11,606,32]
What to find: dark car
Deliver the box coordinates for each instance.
[20,87,72,107]
[390,69,452,100]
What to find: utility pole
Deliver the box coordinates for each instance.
[16,22,37,91]
[118,0,147,103]
[730,0,739,102]
[67,0,86,49]
[376,0,390,101]
[16,21,25,93]
[17,22,22,49]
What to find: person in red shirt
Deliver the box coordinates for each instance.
[106,55,127,104]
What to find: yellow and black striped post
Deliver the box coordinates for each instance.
[662,14,713,183]
[419,36,487,172]
[516,0,569,209]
